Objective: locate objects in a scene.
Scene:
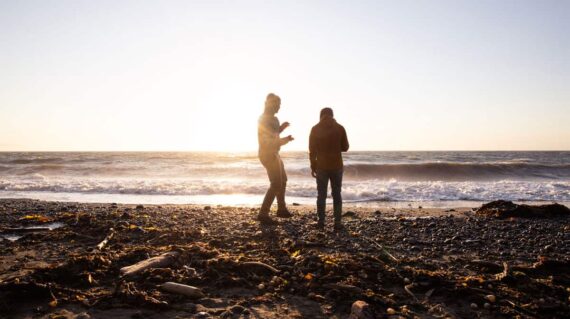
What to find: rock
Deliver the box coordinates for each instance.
[195,312,210,318]
[343,211,357,217]
[485,294,496,303]
[76,313,91,319]
[135,205,144,210]
[204,206,211,210]
[349,300,373,319]
[229,305,245,314]
[386,308,396,315]
[476,200,570,218]
[470,303,478,309]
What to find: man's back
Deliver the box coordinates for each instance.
[309,116,349,171]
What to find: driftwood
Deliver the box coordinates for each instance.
[95,228,114,251]
[324,283,363,294]
[240,261,279,274]
[120,251,180,277]
[495,262,513,283]
[404,284,419,302]
[1,227,51,233]
[363,237,399,263]
[159,282,204,299]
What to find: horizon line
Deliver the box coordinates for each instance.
[1,149,569,153]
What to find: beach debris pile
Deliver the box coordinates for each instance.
[0,199,569,318]
[476,200,570,219]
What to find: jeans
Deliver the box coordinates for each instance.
[316,169,343,223]
[259,153,287,214]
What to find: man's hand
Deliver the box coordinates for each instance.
[279,122,290,132]
[311,169,317,178]
[280,135,294,146]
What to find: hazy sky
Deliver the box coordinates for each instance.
[1,0,569,151]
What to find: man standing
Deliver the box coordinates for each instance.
[257,93,294,224]
[309,107,349,230]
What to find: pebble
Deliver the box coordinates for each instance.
[349,300,373,319]
[229,305,245,314]
[386,308,396,315]
[485,294,496,303]
[470,303,478,309]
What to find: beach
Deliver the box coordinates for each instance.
[1,198,569,318]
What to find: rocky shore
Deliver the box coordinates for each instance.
[0,199,569,318]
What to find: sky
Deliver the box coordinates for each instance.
[0,0,569,151]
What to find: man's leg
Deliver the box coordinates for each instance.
[259,156,282,218]
[316,170,329,226]
[276,156,287,211]
[330,169,343,226]
[260,186,276,215]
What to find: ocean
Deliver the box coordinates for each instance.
[0,151,569,207]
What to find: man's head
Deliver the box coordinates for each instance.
[264,93,281,114]
[320,107,334,119]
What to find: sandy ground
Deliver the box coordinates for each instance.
[0,199,569,318]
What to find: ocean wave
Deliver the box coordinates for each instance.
[1,152,569,183]
[340,163,570,181]
[1,178,569,202]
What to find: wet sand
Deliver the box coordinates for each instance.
[0,199,569,318]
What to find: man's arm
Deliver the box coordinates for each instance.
[341,126,349,152]
[309,128,317,176]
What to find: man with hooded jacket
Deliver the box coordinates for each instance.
[309,107,349,230]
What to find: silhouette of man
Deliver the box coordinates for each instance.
[257,93,294,224]
[309,107,349,230]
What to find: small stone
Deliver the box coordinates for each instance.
[403,277,411,284]
[484,303,491,309]
[349,300,373,319]
[386,308,396,315]
[257,283,265,290]
[485,294,496,303]
[135,204,144,210]
[195,312,210,318]
[470,303,478,309]
[204,206,211,210]
[230,305,245,314]
[76,313,91,319]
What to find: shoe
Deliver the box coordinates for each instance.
[333,222,344,232]
[257,214,278,225]
[276,209,293,218]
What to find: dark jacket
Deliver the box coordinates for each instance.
[309,116,349,170]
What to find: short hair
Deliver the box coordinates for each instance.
[264,93,281,112]
[320,107,333,118]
